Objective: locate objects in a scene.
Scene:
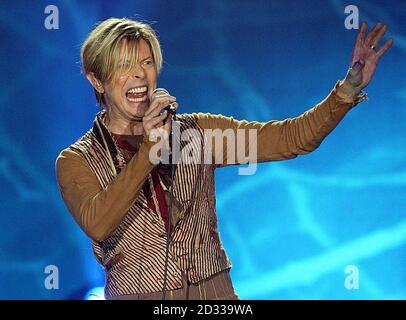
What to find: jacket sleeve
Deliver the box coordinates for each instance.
[55,139,156,242]
[191,81,367,166]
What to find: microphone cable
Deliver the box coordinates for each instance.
[162,108,177,300]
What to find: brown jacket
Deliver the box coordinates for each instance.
[55,82,366,298]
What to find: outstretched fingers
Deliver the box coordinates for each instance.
[376,38,394,59]
[371,24,388,48]
[365,22,383,46]
[356,21,368,44]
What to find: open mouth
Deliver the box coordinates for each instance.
[126,86,148,103]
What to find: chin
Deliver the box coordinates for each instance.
[125,103,147,119]
[125,99,148,109]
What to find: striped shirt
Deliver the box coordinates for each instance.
[55,83,366,299]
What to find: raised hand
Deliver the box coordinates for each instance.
[338,22,393,98]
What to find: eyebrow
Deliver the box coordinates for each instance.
[121,56,153,63]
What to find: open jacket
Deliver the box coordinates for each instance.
[55,82,366,299]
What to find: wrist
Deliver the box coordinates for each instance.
[335,79,361,103]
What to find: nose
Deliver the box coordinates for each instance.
[131,63,145,79]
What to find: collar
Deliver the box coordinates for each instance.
[92,109,123,174]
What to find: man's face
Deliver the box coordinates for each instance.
[103,38,157,121]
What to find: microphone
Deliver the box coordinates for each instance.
[150,87,179,300]
[151,88,179,300]
[151,88,178,115]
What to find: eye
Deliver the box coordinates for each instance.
[143,59,154,66]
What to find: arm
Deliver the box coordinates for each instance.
[192,21,393,166]
[55,138,155,242]
[192,82,366,166]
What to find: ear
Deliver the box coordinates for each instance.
[86,72,104,93]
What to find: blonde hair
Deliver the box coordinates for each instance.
[80,17,163,107]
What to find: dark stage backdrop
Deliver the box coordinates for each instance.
[1,0,405,299]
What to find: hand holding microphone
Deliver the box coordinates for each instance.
[142,88,178,155]
[152,88,178,115]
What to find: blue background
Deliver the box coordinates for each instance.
[1,0,405,299]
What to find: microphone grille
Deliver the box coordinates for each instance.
[151,87,170,98]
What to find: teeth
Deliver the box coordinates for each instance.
[127,86,147,94]
[127,95,147,103]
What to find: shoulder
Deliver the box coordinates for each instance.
[177,112,230,124]
[177,112,235,130]
[55,129,95,171]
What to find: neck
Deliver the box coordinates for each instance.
[105,110,144,135]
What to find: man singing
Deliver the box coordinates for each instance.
[55,18,392,300]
